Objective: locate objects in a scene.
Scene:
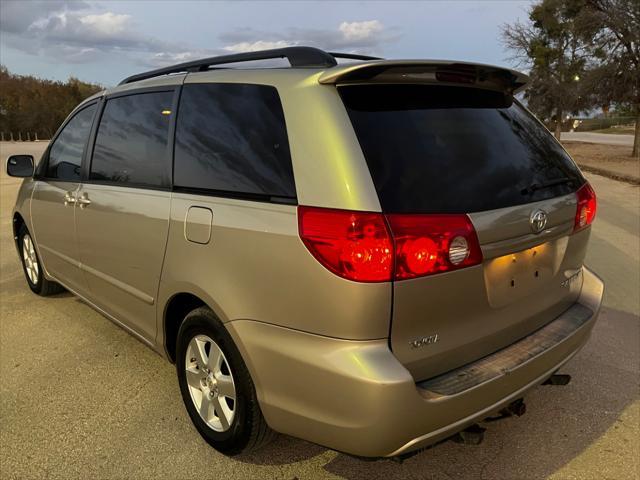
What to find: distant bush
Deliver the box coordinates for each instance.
[0,65,103,140]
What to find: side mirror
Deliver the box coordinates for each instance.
[6,155,34,178]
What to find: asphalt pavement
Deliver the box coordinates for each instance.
[1,142,638,479]
[562,132,634,146]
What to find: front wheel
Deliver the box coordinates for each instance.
[176,307,275,455]
[17,225,64,296]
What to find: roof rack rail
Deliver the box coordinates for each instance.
[118,46,382,85]
[328,52,382,61]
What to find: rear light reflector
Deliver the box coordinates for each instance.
[386,214,482,280]
[298,207,482,282]
[448,236,470,265]
[574,182,597,232]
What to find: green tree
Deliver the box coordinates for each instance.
[583,0,640,157]
[501,0,596,139]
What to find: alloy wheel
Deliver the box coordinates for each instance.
[185,334,236,432]
[22,234,39,284]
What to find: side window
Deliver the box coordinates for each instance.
[90,91,173,187]
[46,104,96,181]
[174,83,296,199]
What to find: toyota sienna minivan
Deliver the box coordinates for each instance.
[7,47,604,458]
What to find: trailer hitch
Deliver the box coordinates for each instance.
[485,398,527,422]
[542,374,571,386]
[451,424,486,445]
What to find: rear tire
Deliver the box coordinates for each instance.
[17,225,64,296]
[176,307,275,455]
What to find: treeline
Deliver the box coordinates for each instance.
[0,65,103,140]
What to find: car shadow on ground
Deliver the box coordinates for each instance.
[236,435,328,465]
[236,306,639,479]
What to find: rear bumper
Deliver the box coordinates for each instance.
[226,266,604,458]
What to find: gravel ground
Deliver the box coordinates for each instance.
[563,142,639,184]
[1,142,638,480]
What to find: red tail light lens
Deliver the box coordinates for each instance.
[574,182,597,232]
[298,207,393,282]
[387,214,482,279]
[298,207,482,282]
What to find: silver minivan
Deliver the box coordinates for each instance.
[8,47,603,458]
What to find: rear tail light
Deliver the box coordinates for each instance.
[386,214,482,280]
[574,182,597,232]
[297,207,393,282]
[298,207,482,282]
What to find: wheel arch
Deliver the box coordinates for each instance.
[13,212,26,248]
[163,292,207,363]
[162,286,239,362]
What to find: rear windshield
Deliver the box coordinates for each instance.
[340,85,584,213]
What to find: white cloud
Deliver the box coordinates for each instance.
[0,0,88,33]
[145,50,217,68]
[65,46,97,60]
[151,52,200,63]
[2,3,186,65]
[28,10,169,52]
[223,40,295,54]
[78,12,131,35]
[219,20,399,56]
[338,20,384,41]
[1,3,400,74]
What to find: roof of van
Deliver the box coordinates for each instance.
[110,46,528,95]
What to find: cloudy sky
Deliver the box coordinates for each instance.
[0,0,533,86]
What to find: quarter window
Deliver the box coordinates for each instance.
[174,83,296,199]
[90,91,173,187]
[46,104,96,181]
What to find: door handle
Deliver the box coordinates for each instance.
[64,191,76,205]
[77,193,91,208]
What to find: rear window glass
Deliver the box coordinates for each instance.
[340,85,584,213]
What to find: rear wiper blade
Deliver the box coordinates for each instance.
[521,177,573,195]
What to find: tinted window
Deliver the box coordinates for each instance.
[46,104,96,181]
[90,91,173,187]
[340,85,584,213]
[174,83,295,199]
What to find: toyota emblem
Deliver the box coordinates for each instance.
[530,210,548,233]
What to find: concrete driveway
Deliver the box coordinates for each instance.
[1,142,638,479]
[562,132,634,146]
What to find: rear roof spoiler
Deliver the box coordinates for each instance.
[319,60,529,94]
